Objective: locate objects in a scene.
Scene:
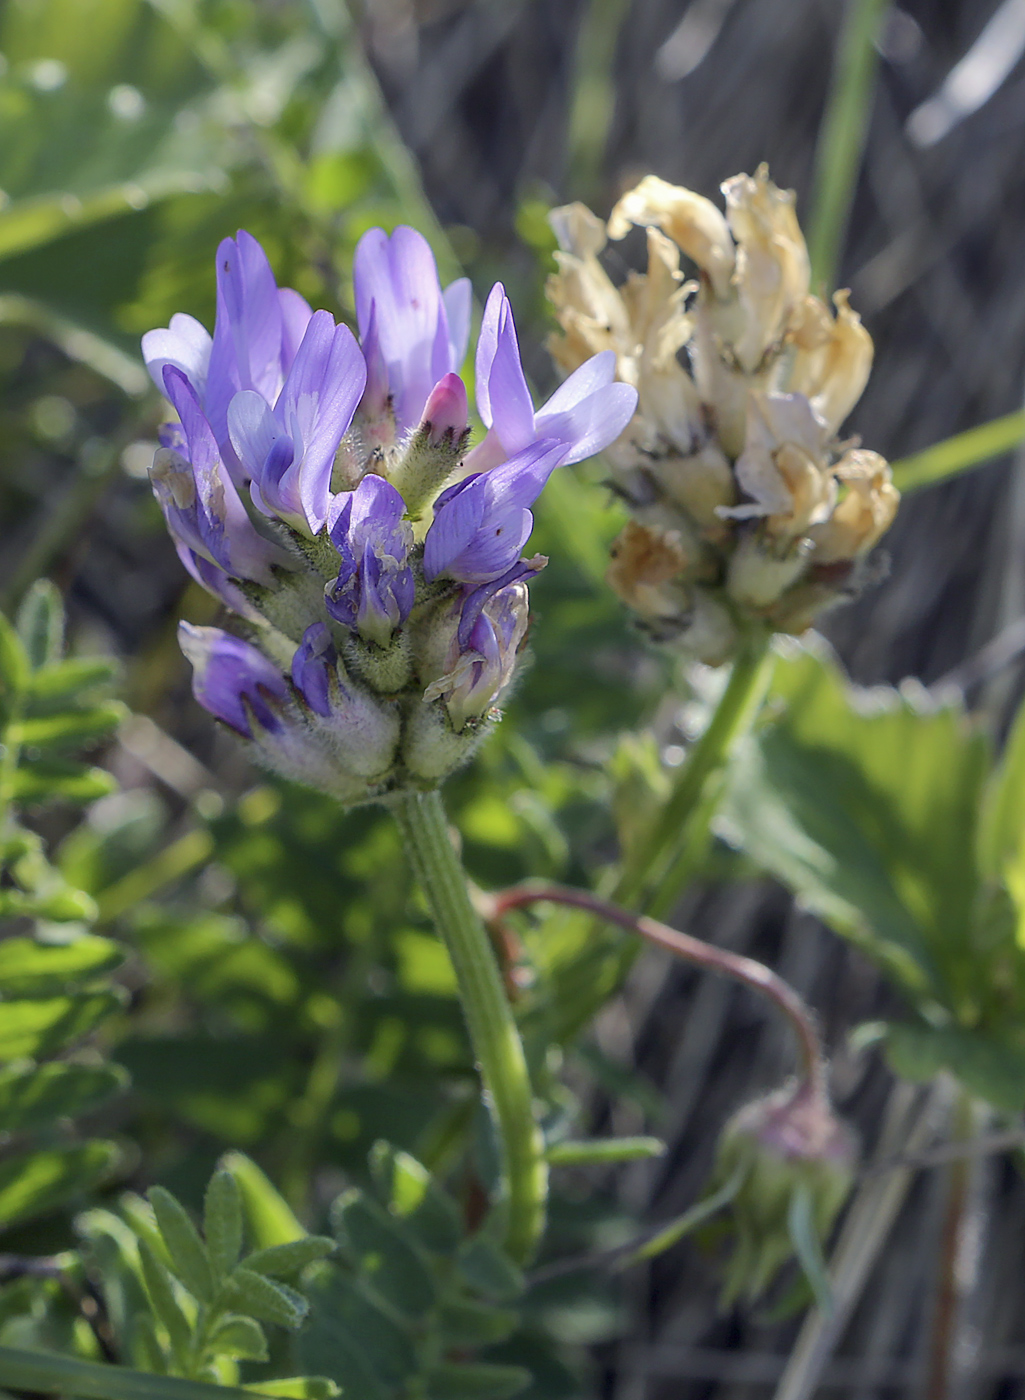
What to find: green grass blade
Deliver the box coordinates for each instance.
[891,410,1025,493]
[807,0,889,292]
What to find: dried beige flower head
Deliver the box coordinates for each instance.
[545,165,899,664]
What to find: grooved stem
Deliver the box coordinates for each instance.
[393,788,547,1262]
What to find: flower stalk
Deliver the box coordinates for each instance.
[491,881,826,1094]
[393,789,547,1263]
[617,634,775,915]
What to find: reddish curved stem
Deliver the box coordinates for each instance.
[490,881,826,1096]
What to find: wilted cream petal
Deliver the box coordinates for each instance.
[786,290,873,436]
[549,201,608,259]
[721,166,809,373]
[608,174,735,299]
[725,392,835,543]
[607,519,691,618]
[808,450,899,563]
[727,532,811,609]
[648,440,736,528]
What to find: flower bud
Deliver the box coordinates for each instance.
[179,622,399,803]
[386,373,471,517]
[709,1083,856,1304]
[325,474,415,649]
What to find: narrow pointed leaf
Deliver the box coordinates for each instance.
[149,1186,215,1303]
[222,1268,307,1329]
[0,1142,121,1228]
[206,1315,267,1362]
[221,1152,305,1247]
[455,1238,525,1302]
[787,1183,834,1315]
[244,1237,335,1279]
[204,1170,244,1278]
[138,1238,192,1366]
[0,935,124,995]
[0,1062,127,1133]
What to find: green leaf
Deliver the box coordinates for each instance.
[720,640,988,1011]
[16,701,126,752]
[456,1238,525,1303]
[424,1363,531,1400]
[979,696,1025,881]
[206,1315,267,1363]
[244,1380,339,1400]
[0,613,31,710]
[298,1270,417,1388]
[331,1190,435,1318]
[0,884,98,922]
[221,1268,307,1330]
[16,580,63,670]
[0,934,124,995]
[28,657,117,707]
[149,1186,215,1304]
[885,1022,1025,1112]
[221,1152,305,1248]
[368,1140,429,1216]
[0,1345,308,1400]
[787,1184,834,1315]
[545,1136,666,1166]
[0,991,124,1059]
[204,1170,244,1279]
[891,409,1025,493]
[0,1061,127,1132]
[438,1299,519,1347]
[0,1141,120,1229]
[244,1237,335,1279]
[13,761,118,805]
[368,1143,462,1255]
[138,1238,192,1366]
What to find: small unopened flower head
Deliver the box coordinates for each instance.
[146,228,637,803]
[546,165,899,663]
[708,1082,856,1305]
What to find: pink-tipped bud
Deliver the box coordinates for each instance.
[422,372,468,446]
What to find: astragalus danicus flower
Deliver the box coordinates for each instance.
[144,229,636,802]
[546,166,898,664]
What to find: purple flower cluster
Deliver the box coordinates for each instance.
[144,227,637,799]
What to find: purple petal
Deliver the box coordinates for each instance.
[278,287,315,369]
[474,284,535,454]
[358,300,391,420]
[292,623,336,717]
[457,555,546,649]
[540,350,617,414]
[353,225,453,431]
[443,278,472,367]
[423,476,488,581]
[228,390,284,484]
[277,311,366,533]
[205,231,283,445]
[179,623,288,737]
[142,314,212,399]
[164,370,285,583]
[535,380,638,465]
[174,543,261,619]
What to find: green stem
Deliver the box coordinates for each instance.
[0,1345,261,1400]
[806,0,889,293]
[392,789,547,1263]
[547,637,773,1045]
[615,636,773,911]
